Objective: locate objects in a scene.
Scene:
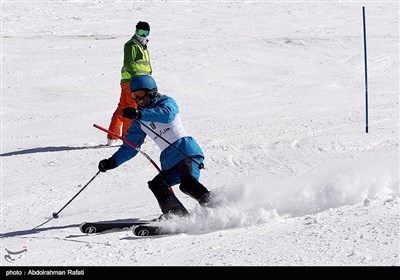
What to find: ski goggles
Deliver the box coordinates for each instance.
[137,29,150,37]
[131,91,149,102]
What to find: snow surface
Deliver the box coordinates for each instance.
[1,0,399,267]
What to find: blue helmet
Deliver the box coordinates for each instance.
[130,75,158,94]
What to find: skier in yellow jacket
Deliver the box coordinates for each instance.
[107,21,152,145]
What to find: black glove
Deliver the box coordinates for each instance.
[98,158,117,172]
[122,107,141,120]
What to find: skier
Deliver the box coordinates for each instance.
[98,75,211,218]
[107,21,152,146]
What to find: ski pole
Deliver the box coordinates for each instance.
[32,171,101,230]
[52,171,101,219]
[93,124,161,172]
[362,6,369,133]
[93,124,175,193]
[136,119,204,170]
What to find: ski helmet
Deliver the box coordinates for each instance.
[130,75,158,95]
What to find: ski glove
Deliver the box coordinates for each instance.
[122,107,141,120]
[98,158,117,172]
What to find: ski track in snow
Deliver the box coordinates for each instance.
[1,1,399,266]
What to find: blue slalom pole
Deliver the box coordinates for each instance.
[363,6,369,133]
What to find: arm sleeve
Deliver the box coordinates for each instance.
[111,121,146,166]
[140,97,179,124]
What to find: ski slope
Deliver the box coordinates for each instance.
[1,0,399,266]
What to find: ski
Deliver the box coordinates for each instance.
[133,225,183,236]
[80,220,150,234]
[133,225,161,236]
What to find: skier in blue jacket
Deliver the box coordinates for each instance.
[98,75,210,218]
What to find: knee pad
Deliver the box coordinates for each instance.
[148,175,188,215]
[179,177,209,201]
[148,175,171,197]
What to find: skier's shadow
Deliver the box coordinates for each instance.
[0,144,119,157]
[0,224,80,238]
[0,218,150,239]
